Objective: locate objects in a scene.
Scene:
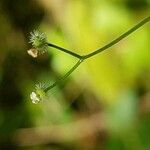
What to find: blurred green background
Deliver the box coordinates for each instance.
[0,0,150,149]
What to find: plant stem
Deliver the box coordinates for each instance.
[83,16,150,59]
[47,16,149,60]
[44,16,149,93]
[44,59,83,92]
[47,43,82,59]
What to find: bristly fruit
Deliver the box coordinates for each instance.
[30,83,46,104]
[28,30,48,57]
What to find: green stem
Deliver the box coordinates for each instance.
[44,59,83,92]
[44,16,149,93]
[83,16,150,59]
[47,16,149,60]
[47,43,82,59]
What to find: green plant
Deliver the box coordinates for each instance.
[28,16,150,104]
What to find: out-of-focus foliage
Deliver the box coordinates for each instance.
[0,0,149,149]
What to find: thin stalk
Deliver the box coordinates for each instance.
[44,59,83,92]
[47,43,82,59]
[83,16,150,59]
[44,16,149,93]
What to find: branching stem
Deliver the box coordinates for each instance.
[45,16,149,92]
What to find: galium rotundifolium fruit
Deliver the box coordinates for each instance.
[28,30,48,57]
[30,83,46,104]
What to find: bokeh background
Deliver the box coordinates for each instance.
[0,0,150,149]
